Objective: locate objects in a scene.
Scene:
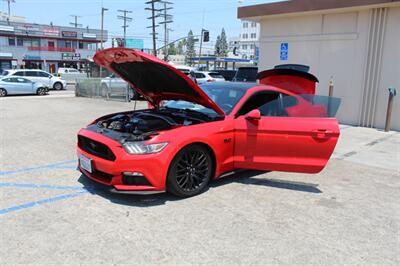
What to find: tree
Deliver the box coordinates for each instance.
[214,28,228,57]
[219,28,228,57]
[214,35,221,56]
[168,43,177,55]
[177,39,186,55]
[185,30,196,66]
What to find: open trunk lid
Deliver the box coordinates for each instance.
[257,66,319,95]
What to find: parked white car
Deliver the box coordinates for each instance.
[57,68,86,83]
[0,76,48,96]
[194,71,226,84]
[1,69,67,90]
[174,65,195,75]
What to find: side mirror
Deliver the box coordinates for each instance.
[245,109,261,121]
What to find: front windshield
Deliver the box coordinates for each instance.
[163,85,246,115]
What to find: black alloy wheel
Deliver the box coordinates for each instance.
[167,144,213,197]
[37,88,47,96]
[0,88,6,97]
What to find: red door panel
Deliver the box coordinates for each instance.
[234,116,340,173]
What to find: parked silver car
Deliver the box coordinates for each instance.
[100,74,139,100]
[0,77,48,97]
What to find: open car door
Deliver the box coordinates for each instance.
[234,93,341,174]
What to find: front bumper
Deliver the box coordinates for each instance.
[77,129,172,194]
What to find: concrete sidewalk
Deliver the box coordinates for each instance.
[333,125,399,172]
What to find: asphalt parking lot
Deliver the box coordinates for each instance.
[0,92,399,265]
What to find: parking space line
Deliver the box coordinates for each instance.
[0,160,76,176]
[0,182,85,191]
[0,191,88,215]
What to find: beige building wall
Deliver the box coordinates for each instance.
[257,7,399,130]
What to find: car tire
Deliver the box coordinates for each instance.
[167,144,213,197]
[36,87,47,96]
[0,88,7,97]
[53,82,63,90]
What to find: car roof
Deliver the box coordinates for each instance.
[8,69,46,72]
[200,81,258,91]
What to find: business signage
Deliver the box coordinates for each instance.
[125,39,144,50]
[24,55,42,60]
[62,31,77,38]
[0,25,14,32]
[62,53,81,60]
[43,27,59,36]
[16,25,40,32]
[0,52,13,58]
[82,33,96,39]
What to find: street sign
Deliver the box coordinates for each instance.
[280,42,288,61]
[125,38,144,50]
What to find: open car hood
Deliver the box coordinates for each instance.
[94,48,224,115]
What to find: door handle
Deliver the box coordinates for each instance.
[312,129,332,139]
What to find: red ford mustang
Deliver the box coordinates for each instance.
[77,48,341,197]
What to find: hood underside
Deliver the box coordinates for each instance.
[94,48,224,115]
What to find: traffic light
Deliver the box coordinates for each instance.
[203,31,209,42]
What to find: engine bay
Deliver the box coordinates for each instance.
[86,108,222,142]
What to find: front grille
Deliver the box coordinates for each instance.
[78,135,116,161]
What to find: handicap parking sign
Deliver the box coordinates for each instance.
[280,42,288,61]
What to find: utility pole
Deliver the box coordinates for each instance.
[69,15,82,28]
[145,0,162,56]
[158,1,173,61]
[117,9,133,47]
[2,0,15,17]
[100,7,108,50]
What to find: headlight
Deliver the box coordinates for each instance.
[123,141,168,155]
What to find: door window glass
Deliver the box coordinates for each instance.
[16,78,31,83]
[37,71,51,77]
[195,73,206,78]
[13,71,25,76]
[236,91,281,117]
[25,71,38,77]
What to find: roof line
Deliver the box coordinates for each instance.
[238,0,400,19]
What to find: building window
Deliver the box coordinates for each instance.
[31,38,40,47]
[65,41,72,48]
[242,45,248,50]
[78,41,84,49]
[243,22,248,28]
[17,38,23,46]
[251,33,257,39]
[23,38,31,47]
[251,22,257,27]
[250,44,255,50]
[8,37,15,46]
[242,33,248,39]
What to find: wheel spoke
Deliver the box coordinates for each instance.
[174,150,210,192]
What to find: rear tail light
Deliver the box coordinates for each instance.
[207,79,216,82]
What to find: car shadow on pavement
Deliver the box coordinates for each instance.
[211,170,322,194]
[78,175,180,207]
[78,170,321,207]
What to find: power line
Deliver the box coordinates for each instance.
[117,9,133,47]
[158,1,173,60]
[145,0,162,56]
[69,15,82,28]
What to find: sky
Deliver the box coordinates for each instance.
[0,0,280,49]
